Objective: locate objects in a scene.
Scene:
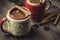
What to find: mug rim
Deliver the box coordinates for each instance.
[27,0,45,6]
[7,6,31,21]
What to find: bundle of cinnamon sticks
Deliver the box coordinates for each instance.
[40,13,60,25]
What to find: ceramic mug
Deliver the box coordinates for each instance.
[0,6,33,36]
[25,0,51,22]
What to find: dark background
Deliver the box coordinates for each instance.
[0,0,60,40]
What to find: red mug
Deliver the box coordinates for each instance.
[25,0,51,22]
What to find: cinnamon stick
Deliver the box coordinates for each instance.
[40,17,56,24]
[15,6,28,14]
[54,14,60,25]
[40,13,55,24]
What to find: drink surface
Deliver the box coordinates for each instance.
[30,0,40,4]
[11,10,26,20]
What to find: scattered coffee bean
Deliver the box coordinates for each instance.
[44,27,50,31]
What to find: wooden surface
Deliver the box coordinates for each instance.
[0,0,60,40]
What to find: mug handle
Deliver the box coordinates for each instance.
[45,1,51,11]
[0,17,9,33]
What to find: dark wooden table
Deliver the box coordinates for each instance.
[0,0,60,40]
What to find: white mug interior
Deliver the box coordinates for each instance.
[7,7,31,22]
[27,0,45,6]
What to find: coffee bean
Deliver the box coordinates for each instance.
[44,27,50,31]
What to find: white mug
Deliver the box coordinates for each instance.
[0,6,33,36]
